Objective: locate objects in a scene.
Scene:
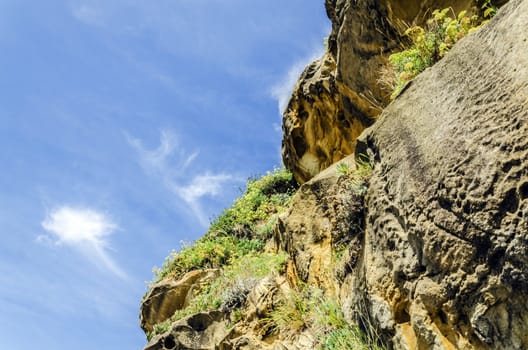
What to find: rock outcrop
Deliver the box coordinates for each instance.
[141,270,219,334]
[140,0,528,349]
[282,0,489,184]
[350,0,528,347]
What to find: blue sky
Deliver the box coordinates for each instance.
[0,1,329,349]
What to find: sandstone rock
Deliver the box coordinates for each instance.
[276,154,366,295]
[140,1,527,349]
[282,54,377,184]
[144,311,230,350]
[283,0,484,184]
[140,270,219,334]
[142,274,314,350]
[351,0,528,347]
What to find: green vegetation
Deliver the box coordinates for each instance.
[387,4,496,99]
[478,0,498,19]
[148,252,288,340]
[336,162,351,176]
[152,167,296,283]
[267,286,384,349]
[147,168,297,340]
[173,252,288,319]
[336,156,372,196]
[153,236,264,282]
[209,167,296,237]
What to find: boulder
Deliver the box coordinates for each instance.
[140,270,219,334]
[144,311,230,350]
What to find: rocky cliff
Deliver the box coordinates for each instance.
[282,0,509,184]
[139,0,528,349]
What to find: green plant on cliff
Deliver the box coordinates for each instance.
[337,155,372,196]
[336,162,351,176]
[152,168,296,283]
[148,252,288,340]
[153,236,264,282]
[209,167,296,238]
[267,286,384,349]
[176,252,287,318]
[387,7,493,99]
[478,0,498,18]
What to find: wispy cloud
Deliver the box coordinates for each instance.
[39,206,126,279]
[127,129,238,226]
[127,129,197,176]
[270,46,325,116]
[173,173,235,224]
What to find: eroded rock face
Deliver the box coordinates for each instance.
[140,270,219,334]
[143,275,312,350]
[140,1,526,349]
[282,54,378,184]
[351,0,528,347]
[144,311,230,350]
[276,155,365,295]
[283,0,480,184]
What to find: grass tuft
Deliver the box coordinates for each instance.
[266,286,385,349]
[384,4,496,99]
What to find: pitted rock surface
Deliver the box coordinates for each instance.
[353,0,528,348]
[144,311,230,350]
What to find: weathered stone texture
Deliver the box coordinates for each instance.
[353,0,528,347]
[283,0,480,184]
[140,1,528,349]
[140,270,219,334]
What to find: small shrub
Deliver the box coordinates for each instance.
[336,162,351,176]
[256,215,278,239]
[348,155,372,196]
[312,292,385,350]
[268,286,385,349]
[153,236,264,282]
[209,167,296,236]
[147,319,172,341]
[386,6,494,99]
[321,328,373,350]
[170,252,288,323]
[268,287,310,336]
[478,0,497,19]
[337,155,372,195]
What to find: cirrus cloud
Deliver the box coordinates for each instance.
[127,129,241,226]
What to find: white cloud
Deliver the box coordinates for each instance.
[174,173,234,225]
[127,129,198,176]
[270,46,325,116]
[127,129,239,226]
[42,207,115,245]
[176,173,233,201]
[40,206,126,279]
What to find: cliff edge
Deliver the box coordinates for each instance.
[139,0,527,349]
